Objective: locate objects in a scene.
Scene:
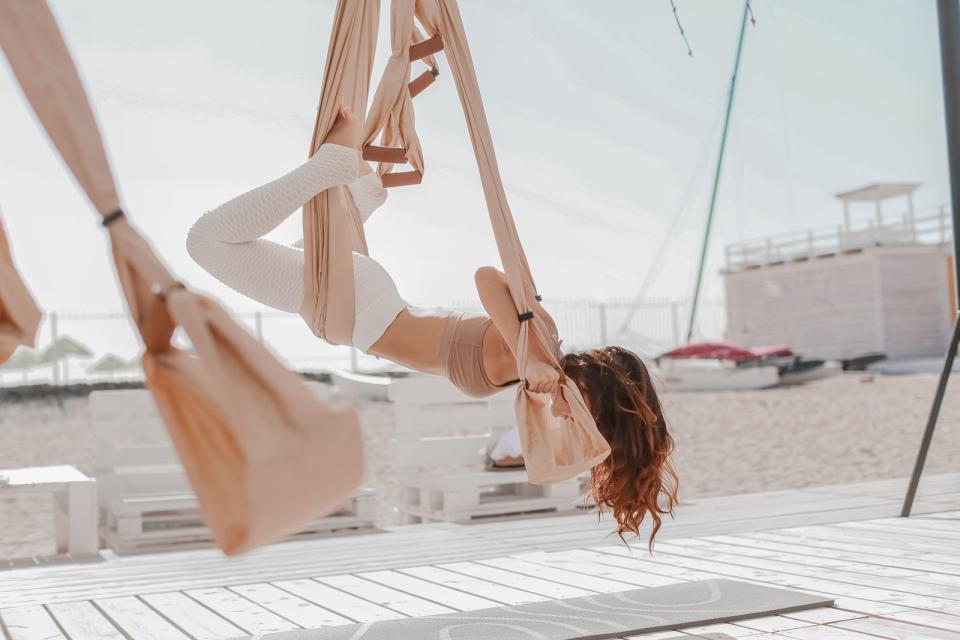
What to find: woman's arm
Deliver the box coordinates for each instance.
[475,266,561,394]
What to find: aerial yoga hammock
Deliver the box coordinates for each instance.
[0,0,611,555]
[191,0,611,485]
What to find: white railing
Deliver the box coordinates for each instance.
[0,297,727,386]
[725,205,953,271]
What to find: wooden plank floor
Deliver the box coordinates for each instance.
[1,474,958,639]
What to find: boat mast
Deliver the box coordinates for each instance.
[685,0,752,343]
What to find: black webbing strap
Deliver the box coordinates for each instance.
[101,209,125,227]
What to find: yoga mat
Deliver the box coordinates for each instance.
[241,579,833,640]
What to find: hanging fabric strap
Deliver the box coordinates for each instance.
[414,0,611,484]
[306,0,610,483]
[0,214,42,363]
[299,0,380,346]
[0,0,364,555]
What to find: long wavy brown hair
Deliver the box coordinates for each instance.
[561,346,679,550]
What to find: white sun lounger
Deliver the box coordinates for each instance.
[331,371,586,524]
[90,386,377,553]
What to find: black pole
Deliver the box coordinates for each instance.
[901,0,960,517]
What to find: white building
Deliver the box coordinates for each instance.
[722,183,955,360]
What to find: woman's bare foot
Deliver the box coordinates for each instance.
[325,105,361,149]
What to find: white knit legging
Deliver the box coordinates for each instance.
[186,143,409,352]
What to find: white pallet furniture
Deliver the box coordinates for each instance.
[0,465,97,557]
[90,385,377,553]
[332,371,585,524]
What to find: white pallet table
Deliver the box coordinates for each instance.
[0,466,97,558]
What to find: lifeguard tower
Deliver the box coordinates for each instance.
[722,183,955,360]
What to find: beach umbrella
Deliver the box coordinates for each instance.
[86,353,128,375]
[39,335,94,382]
[0,346,40,382]
[39,335,93,362]
[1,346,40,370]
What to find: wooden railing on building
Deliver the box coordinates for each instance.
[724,205,954,271]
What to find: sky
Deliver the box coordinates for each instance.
[0,0,949,362]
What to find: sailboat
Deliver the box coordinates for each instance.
[654,342,842,392]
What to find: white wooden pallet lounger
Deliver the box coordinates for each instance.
[332,371,585,524]
[90,386,377,553]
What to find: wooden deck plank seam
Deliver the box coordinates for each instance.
[665,538,960,590]
[586,546,958,615]
[702,533,960,579]
[180,588,299,637]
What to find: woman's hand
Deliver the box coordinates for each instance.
[524,361,561,394]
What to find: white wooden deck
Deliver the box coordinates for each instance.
[1,472,959,639]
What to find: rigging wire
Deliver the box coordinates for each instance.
[614,101,727,342]
[768,0,799,224]
[669,0,694,57]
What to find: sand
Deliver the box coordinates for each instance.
[1,371,958,560]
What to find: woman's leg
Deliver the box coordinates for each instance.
[291,172,387,248]
[186,113,361,311]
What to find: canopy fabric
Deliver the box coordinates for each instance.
[304,0,610,484]
[0,217,42,363]
[0,0,364,555]
[661,342,794,362]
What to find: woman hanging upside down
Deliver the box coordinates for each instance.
[186,107,679,545]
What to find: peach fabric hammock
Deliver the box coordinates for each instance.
[0,0,364,555]
[303,0,611,484]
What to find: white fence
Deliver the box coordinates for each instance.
[0,297,726,386]
[725,204,954,271]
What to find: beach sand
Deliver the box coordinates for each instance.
[1,371,957,559]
